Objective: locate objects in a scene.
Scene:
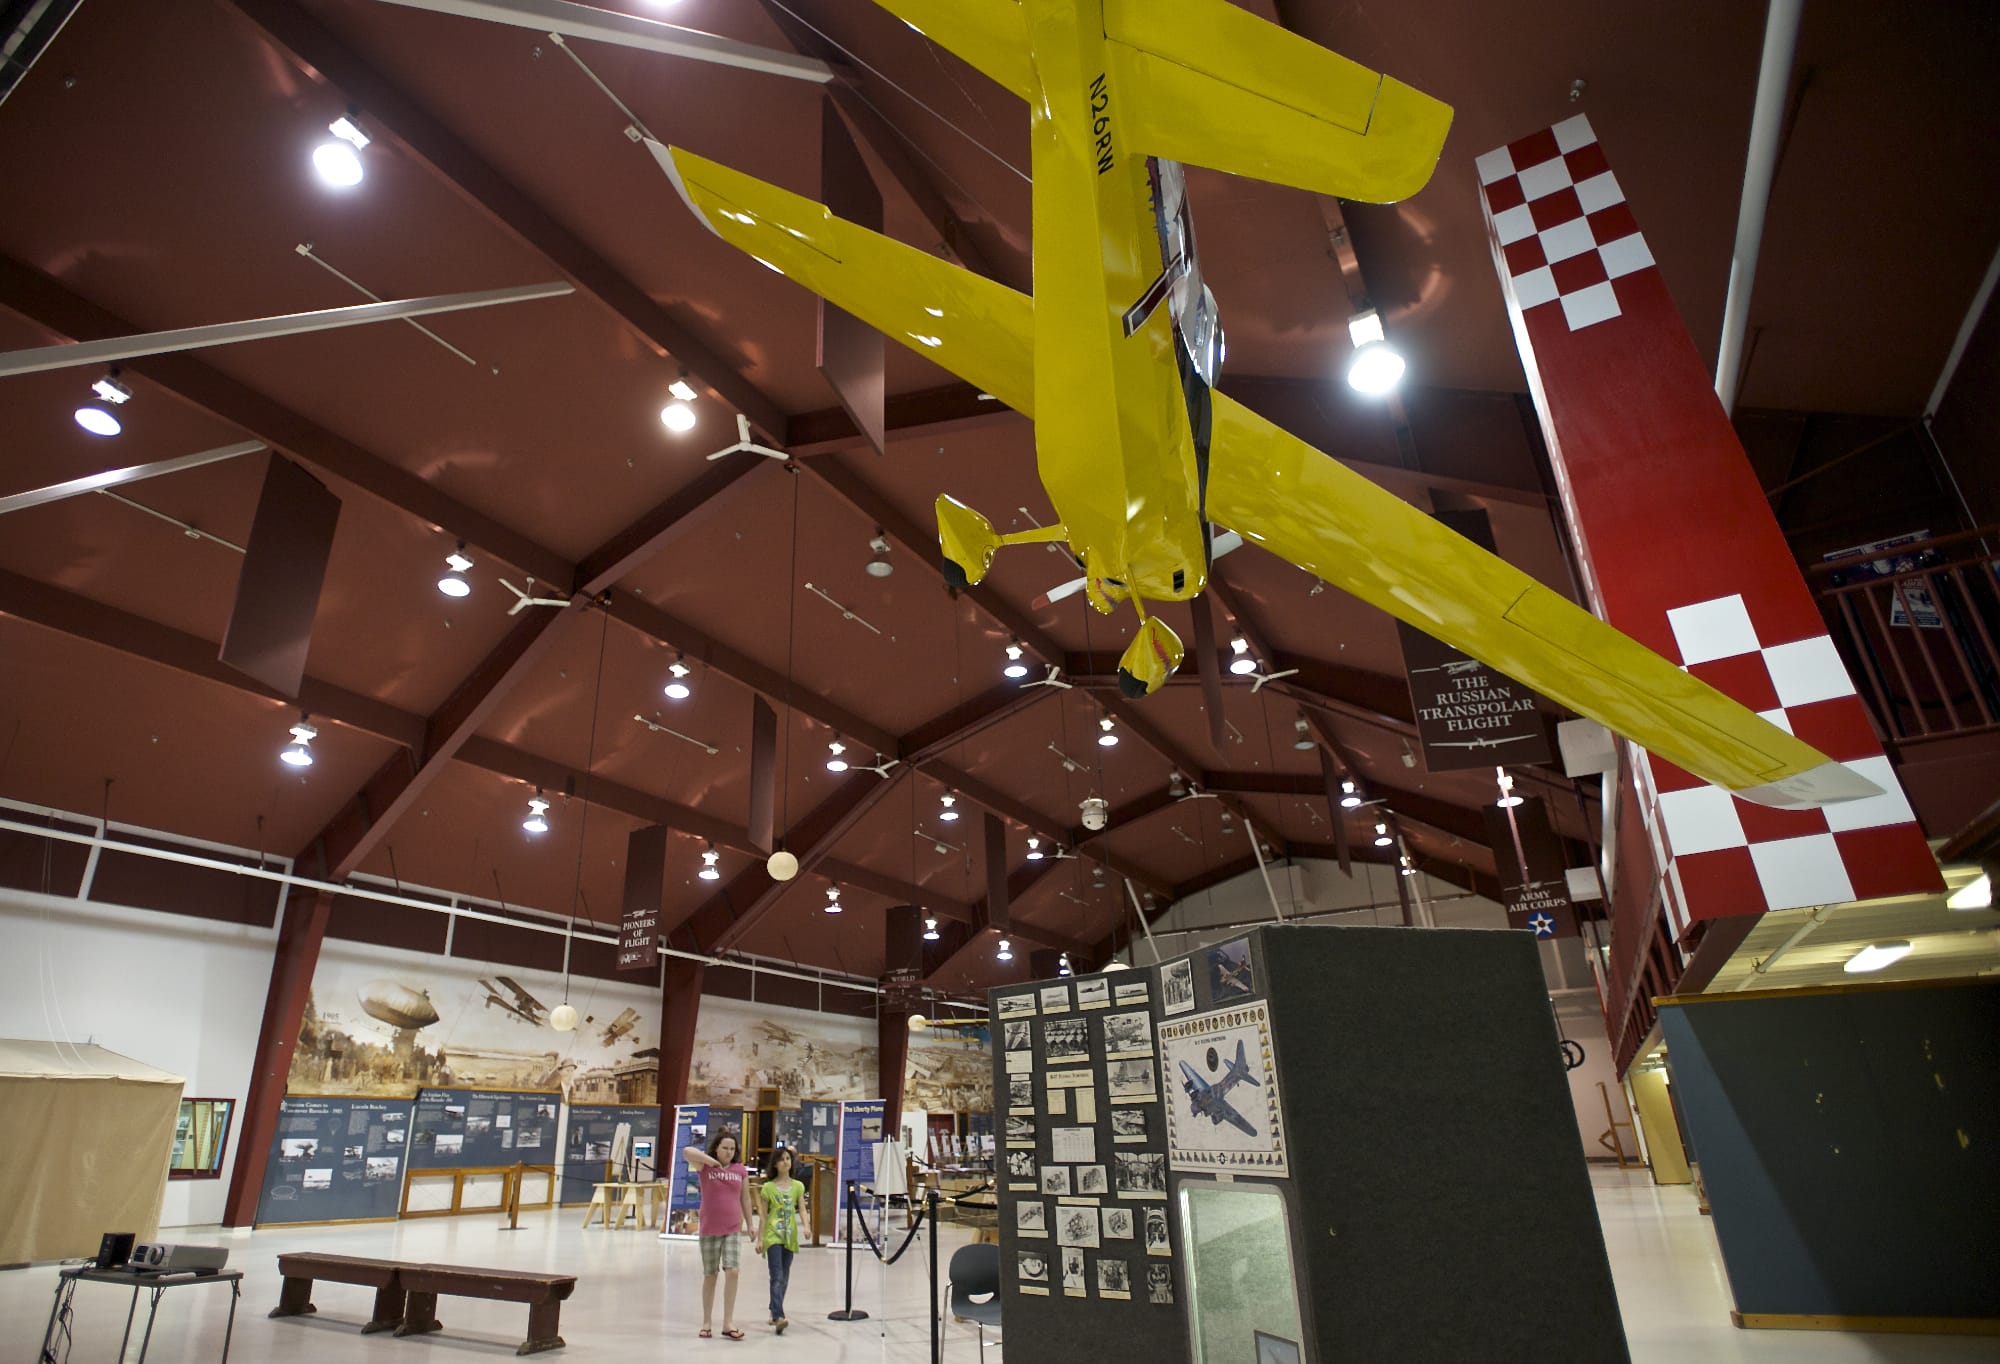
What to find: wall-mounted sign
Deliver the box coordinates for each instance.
[254,1096,412,1225]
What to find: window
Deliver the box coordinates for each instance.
[169,1098,234,1179]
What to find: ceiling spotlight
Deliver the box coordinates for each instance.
[1339,780,1362,809]
[1843,940,1913,974]
[1169,771,1185,798]
[996,937,1014,963]
[1292,716,1316,751]
[939,793,959,822]
[1496,769,1524,809]
[699,844,721,881]
[660,401,696,433]
[1026,837,1044,861]
[826,740,849,773]
[438,544,473,598]
[824,886,842,915]
[312,115,370,188]
[1373,822,1393,848]
[1097,717,1119,747]
[865,533,894,578]
[1346,309,1405,396]
[1057,953,1072,977]
[1003,641,1030,680]
[1228,636,1257,675]
[922,915,940,941]
[668,372,698,403]
[279,717,317,768]
[663,655,692,700]
[74,369,132,437]
[523,790,551,835]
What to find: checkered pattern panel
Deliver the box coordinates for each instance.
[1636,594,1922,915]
[1476,115,1654,332]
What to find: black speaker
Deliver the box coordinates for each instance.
[94,1233,135,1270]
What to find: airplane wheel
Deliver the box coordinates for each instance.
[941,557,970,590]
[1116,668,1148,698]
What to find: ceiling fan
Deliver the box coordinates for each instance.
[855,754,900,779]
[706,412,788,462]
[1024,665,1073,690]
[499,577,571,616]
[1032,528,1244,610]
[1241,662,1299,693]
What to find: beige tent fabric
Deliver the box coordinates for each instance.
[0,1041,184,1264]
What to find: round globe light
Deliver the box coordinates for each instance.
[550,1003,578,1032]
[767,849,799,881]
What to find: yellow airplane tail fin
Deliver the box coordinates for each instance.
[1104,0,1452,203]
[936,495,1003,588]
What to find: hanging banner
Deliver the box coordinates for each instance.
[1397,510,1553,771]
[618,825,666,971]
[1483,796,1578,939]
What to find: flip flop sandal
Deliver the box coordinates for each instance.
[722,1328,746,1341]
[776,1319,789,1335]
[699,1329,713,1339]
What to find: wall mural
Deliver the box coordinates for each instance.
[290,943,994,1115]
[290,943,659,1104]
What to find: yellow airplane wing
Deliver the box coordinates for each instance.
[875,0,1452,203]
[649,141,1034,417]
[1204,396,1878,808]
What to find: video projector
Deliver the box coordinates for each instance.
[128,1243,230,1274]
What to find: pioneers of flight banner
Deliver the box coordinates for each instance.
[1159,1000,1288,1178]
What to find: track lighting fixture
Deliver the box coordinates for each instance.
[1496,769,1523,809]
[313,115,370,188]
[1026,837,1044,861]
[1228,636,1257,675]
[922,915,940,941]
[865,533,894,578]
[1003,641,1030,679]
[1293,716,1316,751]
[1057,953,1072,976]
[996,937,1014,963]
[1340,779,1362,809]
[699,844,721,881]
[73,369,132,437]
[826,740,849,773]
[438,545,473,598]
[939,792,959,822]
[663,655,692,700]
[279,717,317,768]
[824,885,842,914]
[524,790,551,835]
[1097,717,1119,747]
[1345,309,1406,396]
[1374,822,1393,848]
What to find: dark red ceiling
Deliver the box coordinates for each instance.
[1,0,1994,994]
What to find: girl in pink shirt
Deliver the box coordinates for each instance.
[683,1128,756,1340]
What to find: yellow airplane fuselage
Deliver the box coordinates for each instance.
[1021,0,1207,614]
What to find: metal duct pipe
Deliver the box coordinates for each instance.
[1714,0,1805,414]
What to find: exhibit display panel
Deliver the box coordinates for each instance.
[559,1102,661,1204]
[1660,979,2000,1329]
[253,1095,412,1226]
[409,1086,561,1168]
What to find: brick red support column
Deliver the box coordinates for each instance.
[657,957,705,1116]
[222,888,332,1226]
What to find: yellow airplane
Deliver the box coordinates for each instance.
[647,0,1874,810]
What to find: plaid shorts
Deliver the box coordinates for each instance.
[699,1234,741,1275]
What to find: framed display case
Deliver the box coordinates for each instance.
[168,1097,234,1180]
[1177,1180,1304,1364]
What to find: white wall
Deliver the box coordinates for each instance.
[0,888,277,1228]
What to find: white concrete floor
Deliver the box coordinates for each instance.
[4,1169,1990,1362]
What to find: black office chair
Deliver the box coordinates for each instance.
[944,1243,1002,1358]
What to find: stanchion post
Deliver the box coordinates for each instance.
[928,1189,941,1364]
[827,1179,870,1322]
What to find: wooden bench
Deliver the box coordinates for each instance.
[397,1263,576,1356]
[270,1252,408,1333]
[270,1253,576,1355]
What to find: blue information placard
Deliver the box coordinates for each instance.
[254,1096,413,1225]
[559,1103,662,1204]
[838,1098,886,1211]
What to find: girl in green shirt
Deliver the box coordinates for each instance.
[759,1146,806,1332]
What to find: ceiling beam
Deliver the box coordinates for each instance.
[0,254,572,587]
[921,760,1173,900]
[219,0,790,442]
[923,860,1065,986]
[787,383,1019,457]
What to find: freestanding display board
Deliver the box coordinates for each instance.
[560,1103,662,1205]
[834,1098,886,1240]
[409,1087,561,1168]
[991,927,1629,1363]
[663,1103,709,1236]
[254,1096,412,1225]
